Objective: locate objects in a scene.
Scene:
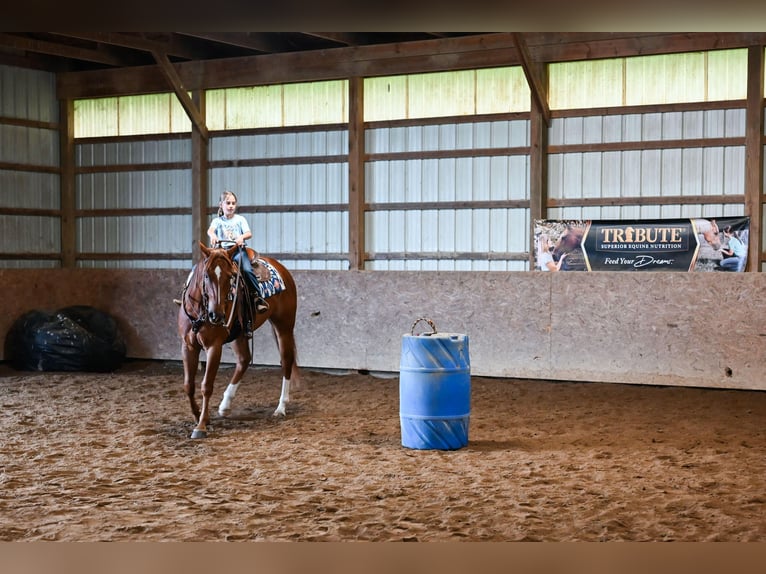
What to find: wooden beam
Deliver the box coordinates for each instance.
[57,33,766,100]
[744,45,764,272]
[549,195,745,208]
[526,32,766,63]
[0,33,133,67]
[178,32,286,53]
[151,50,208,140]
[303,33,358,46]
[58,33,520,98]
[514,33,550,126]
[56,32,202,60]
[348,76,365,271]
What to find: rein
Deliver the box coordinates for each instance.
[181,251,242,334]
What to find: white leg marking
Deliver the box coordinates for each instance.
[218,382,240,417]
[273,377,290,417]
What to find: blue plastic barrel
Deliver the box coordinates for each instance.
[399,326,471,450]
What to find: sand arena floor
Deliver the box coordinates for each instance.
[0,360,764,542]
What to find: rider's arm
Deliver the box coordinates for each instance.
[207,222,219,245]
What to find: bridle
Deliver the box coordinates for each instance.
[181,249,242,334]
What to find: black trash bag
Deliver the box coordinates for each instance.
[5,305,126,372]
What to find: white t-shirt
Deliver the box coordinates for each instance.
[539,251,554,271]
[209,214,251,247]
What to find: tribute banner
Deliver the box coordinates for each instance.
[534,217,749,272]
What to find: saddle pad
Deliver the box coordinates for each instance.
[255,260,286,299]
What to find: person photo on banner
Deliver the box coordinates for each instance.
[718,225,748,272]
[693,218,723,261]
[536,233,567,271]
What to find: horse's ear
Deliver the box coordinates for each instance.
[200,242,211,257]
[226,245,239,259]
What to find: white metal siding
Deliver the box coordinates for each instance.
[0,65,59,268]
[0,65,57,121]
[210,130,349,270]
[75,138,193,268]
[548,109,746,222]
[366,119,530,270]
[0,125,58,166]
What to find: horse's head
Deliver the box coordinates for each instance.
[552,225,585,259]
[197,242,240,326]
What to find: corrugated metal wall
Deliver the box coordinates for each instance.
[1,54,764,271]
[210,131,349,270]
[365,120,530,271]
[0,65,60,268]
[76,139,192,268]
[547,109,747,222]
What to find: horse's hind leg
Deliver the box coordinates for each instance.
[217,336,252,417]
[275,376,290,417]
[272,324,297,417]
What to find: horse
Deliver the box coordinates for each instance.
[552,224,585,259]
[177,242,299,439]
[551,224,588,270]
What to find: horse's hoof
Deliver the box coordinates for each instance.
[218,407,230,417]
[190,429,207,439]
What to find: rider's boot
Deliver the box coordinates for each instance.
[255,296,269,314]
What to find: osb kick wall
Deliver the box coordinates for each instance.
[0,269,763,391]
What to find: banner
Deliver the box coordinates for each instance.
[534,217,750,272]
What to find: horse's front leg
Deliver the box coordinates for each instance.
[218,336,252,417]
[191,344,223,439]
[182,341,201,424]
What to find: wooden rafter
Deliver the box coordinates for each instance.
[514,33,550,126]
[151,50,208,140]
[0,33,134,67]
[54,32,203,60]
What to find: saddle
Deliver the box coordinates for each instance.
[243,247,270,282]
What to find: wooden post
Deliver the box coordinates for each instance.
[745,45,764,272]
[191,90,208,263]
[528,70,549,269]
[59,98,76,268]
[348,76,366,270]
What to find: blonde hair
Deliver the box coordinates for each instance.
[216,190,238,217]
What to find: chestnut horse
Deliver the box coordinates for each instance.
[552,224,585,259]
[551,224,588,270]
[177,242,298,439]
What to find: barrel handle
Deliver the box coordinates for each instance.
[410,317,437,336]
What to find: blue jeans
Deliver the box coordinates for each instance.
[233,247,264,297]
[720,256,745,272]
